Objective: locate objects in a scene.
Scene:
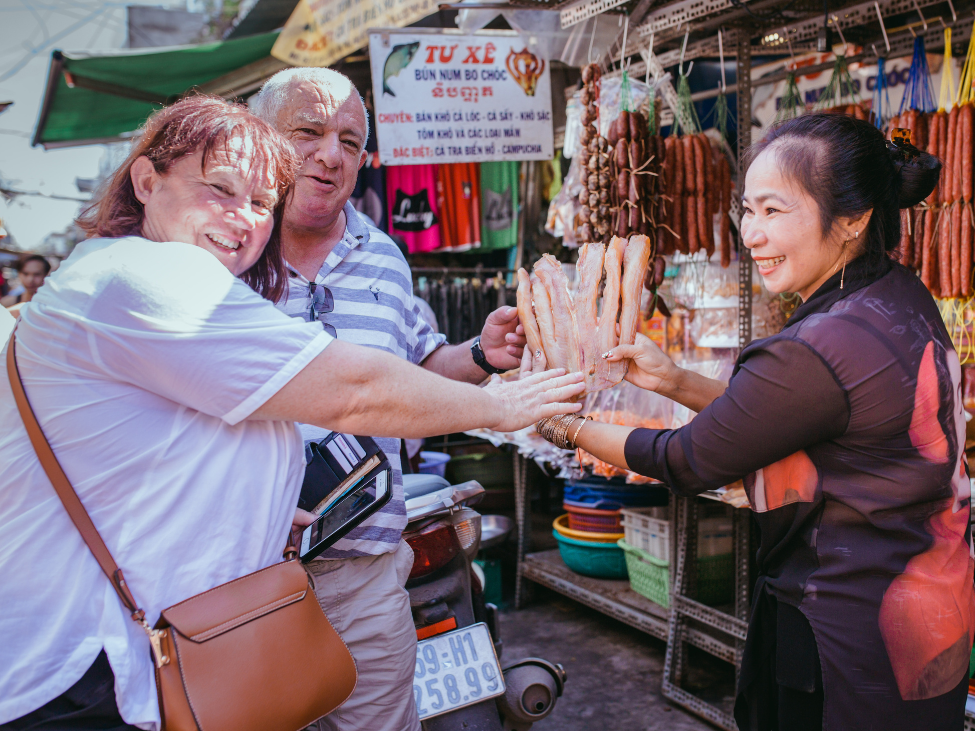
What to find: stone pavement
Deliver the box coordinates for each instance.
[498,587,733,731]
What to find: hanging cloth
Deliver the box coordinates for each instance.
[386,164,442,253]
[436,163,482,252]
[480,161,520,250]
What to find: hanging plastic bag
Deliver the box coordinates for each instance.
[579,381,674,483]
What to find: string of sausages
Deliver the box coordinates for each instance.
[577,63,661,247]
[658,133,734,268]
[890,106,974,298]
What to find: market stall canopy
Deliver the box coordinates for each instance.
[32,31,286,149]
[226,0,299,39]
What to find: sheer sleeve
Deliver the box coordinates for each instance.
[624,337,850,495]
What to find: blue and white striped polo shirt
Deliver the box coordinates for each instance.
[276,201,447,559]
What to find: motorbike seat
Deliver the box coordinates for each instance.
[402,473,451,501]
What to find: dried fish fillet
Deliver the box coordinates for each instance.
[533,255,582,375]
[531,273,564,370]
[596,236,628,389]
[575,243,605,392]
[516,268,544,364]
[619,234,654,349]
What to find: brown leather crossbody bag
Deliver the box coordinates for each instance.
[6,333,357,731]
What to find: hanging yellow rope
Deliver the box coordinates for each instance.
[939,27,956,111]
[956,21,975,106]
[938,295,975,364]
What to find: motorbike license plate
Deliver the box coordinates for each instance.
[413,622,505,720]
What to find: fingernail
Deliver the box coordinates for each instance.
[535,349,542,358]
[601,351,612,359]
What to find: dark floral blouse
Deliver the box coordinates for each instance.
[625,257,974,730]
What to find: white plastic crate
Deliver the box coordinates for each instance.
[621,507,732,563]
[621,507,670,562]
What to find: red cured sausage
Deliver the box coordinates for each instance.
[682,136,696,195]
[698,195,712,258]
[915,110,928,152]
[629,139,644,172]
[615,139,628,169]
[962,204,973,296]
[686,196,699,253]
[920,208,937,293]
[912,207,924,270]
[940,207,953,295]
[962,104,973,204]
[673,137,685,201]
[952,203,963,297]
[692,134,706,197]
[898,209,912,265]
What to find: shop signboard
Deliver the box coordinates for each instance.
[368,29,554,165]
[273,0,438,68]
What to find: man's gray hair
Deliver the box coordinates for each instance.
[251,67,370,149]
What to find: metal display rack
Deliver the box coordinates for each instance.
[513,449,752,729]
[507,0,975,724]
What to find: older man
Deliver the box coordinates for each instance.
[251,68,525,731]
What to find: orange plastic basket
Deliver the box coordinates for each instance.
[564,502,623,533]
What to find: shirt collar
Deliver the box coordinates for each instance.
[785,253,893,329]
[286,201,369,285]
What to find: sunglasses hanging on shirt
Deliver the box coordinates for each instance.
[308,282,337,338]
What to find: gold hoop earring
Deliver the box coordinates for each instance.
[841,242,848,290]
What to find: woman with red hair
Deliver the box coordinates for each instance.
[0,95,582,731]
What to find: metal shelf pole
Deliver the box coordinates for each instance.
[513,451,533,609]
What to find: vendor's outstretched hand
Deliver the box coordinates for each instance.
[480,306,528,371]
[519,339,548,378]
[602,333,679,395]
[483,368,584,432]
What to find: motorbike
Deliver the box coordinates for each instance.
[402,473,567,731]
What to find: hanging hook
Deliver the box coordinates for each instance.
[912,0,928,31]
[718,28,727,92]
[588,16,598,64]
[620,14,629,71]
[678,26,690,76]
[947,0,957,22]
[874,1,890,52]
[831,15,848,52]
[645,33,654,87]
[785,30,796,69]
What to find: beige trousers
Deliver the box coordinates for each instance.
[305,541,421,731]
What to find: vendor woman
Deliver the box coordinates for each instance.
[538,113,972,730]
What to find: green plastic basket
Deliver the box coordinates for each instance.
[553,530,629,579]
[619,539,734,608]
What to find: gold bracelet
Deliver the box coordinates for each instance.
[568,416,591,449]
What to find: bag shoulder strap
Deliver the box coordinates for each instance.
[5,331,144,619]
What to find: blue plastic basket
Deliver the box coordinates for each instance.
[564,477,668,509]
[553,530,629,579]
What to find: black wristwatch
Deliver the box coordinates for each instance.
[471,336,505,375]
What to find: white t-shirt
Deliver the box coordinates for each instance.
[0,237,332,729]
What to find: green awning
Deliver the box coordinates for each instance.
[33,31,287,149]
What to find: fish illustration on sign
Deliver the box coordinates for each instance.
[382,42,420,96]
[506,48,545,97]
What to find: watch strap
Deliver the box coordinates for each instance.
[471,336,505,375]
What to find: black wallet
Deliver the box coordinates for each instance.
[298,433,386,514]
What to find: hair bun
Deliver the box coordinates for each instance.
[891,148,941,208]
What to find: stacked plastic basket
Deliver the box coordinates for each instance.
[618,505,734,608]
[553,478,668,580]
